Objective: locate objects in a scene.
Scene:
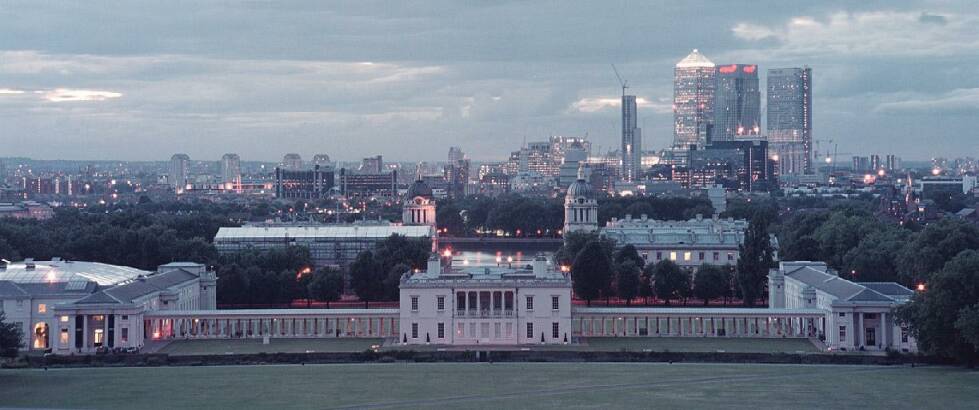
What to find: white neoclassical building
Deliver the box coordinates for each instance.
[0,259,215,354]
[769,261,917,352]
[398,254,573,345]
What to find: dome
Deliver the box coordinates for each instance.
[566,178,594,200]
[407,179,433,198]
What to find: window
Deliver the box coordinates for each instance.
[411,323,419,339]
[839,312,846,317]
[457,323,465,336]
[94,329,104,346]
[713,252,719,261]
[505,323,513,337]
[656,252,662,260]
[437,323,445,339]
[60,328,69,346]
[526,296,534,311]
[551,296,560,310]
[121,315,128,321]
[121,328,129,343]
[641,253,648,261]
[552,322,560,339]
[410,296,419,311]
[37,303,46,313]
[436,296,445,311]
[698,252,704,261]
[527,322,534,339]
[16,300,23,310]
[683,252,691,261]
[60,316,69,323]
[670,251,677,261]
[727,252,734,261]
[839,326,846,342]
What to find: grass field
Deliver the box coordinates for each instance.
[157,338,384,355]
[2,363,977,409]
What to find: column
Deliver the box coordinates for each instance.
[856,313,863,348]
[880,312,888,349]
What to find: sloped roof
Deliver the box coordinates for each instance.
[859,282,915,298]
[73,269,200,306]
[0,281,28,298]
[676,49,715,68]
[783,264,910,304]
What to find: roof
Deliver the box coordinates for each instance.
[0,281,28,298]
[74,269,201,305]
[576,307,825,316]
[601,216,747,247]
[214,224,435,241]
[406,180,433,199]
[780,263,912,304]
[676,49,715,68]
[859,282,915,299]
[0,260,149,286]
[566,177,595,200]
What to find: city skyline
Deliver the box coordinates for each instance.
[1,2,978,162]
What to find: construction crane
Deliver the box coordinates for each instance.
[611,64,628,97]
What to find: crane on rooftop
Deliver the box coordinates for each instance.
[611,64,628,97]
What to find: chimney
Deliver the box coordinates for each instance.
[427,254,441,275]
[532,254,547,277]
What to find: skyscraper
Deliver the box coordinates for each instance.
[282,153,303,171]
[673,49,716,151]
[713,64,760,142]
[448,146,464,163]
[621,94,642,181]
[220,153,241,187]
[767,67,812,175]
[169,153,190,193]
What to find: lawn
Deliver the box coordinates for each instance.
[157,338,384,355]
[1,363,977,409]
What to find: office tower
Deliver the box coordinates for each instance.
[767,67,812,175]
[282,153,303,171]
[168,153,190,193]
[870,154,881,171]
[274,165,334,199]
[673,49,716,152]
[311,154,332,168]
[886,154,899,171]
[361,155,383,174]
[713,64,760,141]
[621,95,642,181]
[448,146,464,163]
[220,153,241,186]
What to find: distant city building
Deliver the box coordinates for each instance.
[686,140,776,191]
[769,261,917,352]
[274,165,335,200]
[168,153,190,193]
[443,159,470,199]
[361,155,384,174]
[621,95,643,181]
[673,49,716,153]
[767,67,812,175]
[885,154,900,171]
[220,153,241,187]
[338,168,398,198]
[447,146,464,163]
[311,154,332,168]
[281,153,303,171]
[399,254,572,345]
[558,141,588,188]
[0,201,54,220]
[870,154,881,171]
[403,180,437,227]
[713,64,760,141]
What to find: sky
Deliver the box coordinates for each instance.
[1,0,977,162]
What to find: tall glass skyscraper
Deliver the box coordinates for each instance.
[621,94,642,181]
[673,49,716,152]
[767,67,812,175]
[714,64,760,142]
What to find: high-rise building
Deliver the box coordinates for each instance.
[361,155,383,174]
[282,153,303,171]
[220,153,241,187]
[274,165,335,200]
[886,154,900,171]
[673,49,716,152]
[447,147,464,163]
[168,153,190,193]
[713,64,760,141]
[621,95,642,181]
[870,154,882,171]
[311,154,332,168]
[767,67,812,175]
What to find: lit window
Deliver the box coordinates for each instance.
[410,296,419,311]
[60,328,69,346]
[684,252,692,261]
[670,252,677,261]
[60,316,69,323]
[37,304,46,313]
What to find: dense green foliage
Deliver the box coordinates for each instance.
[649,260,690,305]
[615,260,641,306]
[0,312,23,357]
[694,264,733,305]
[571,241,614,305]
[349,235,431,305]
[735,216,775,307]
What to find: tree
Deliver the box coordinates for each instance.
[383,263,410,301]
[841,227,908,282]
[651,260,689,305]
[571,240,614,306]
[0,312,23,358]
[694,264,729,306]
[555,231,614,267]
[309,267,344,308]
[897,220,979,285]
[216,263,250,305]
[897,250,979,366]
[616,260,641,306]
[613,244,645,269]
[735,215,774,307]
[638,263,655,305]
[349,250,385,308]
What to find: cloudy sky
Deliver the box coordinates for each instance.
[1,1,977,162]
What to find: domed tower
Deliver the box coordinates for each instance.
[564,167,598,234]
[403,179,436,227]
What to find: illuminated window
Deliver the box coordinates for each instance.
[94,329,104,346]
[37,304,46,313]
[60,315,69,323]
[457,323,464,336]
[670,252,677,261]
[684,252,692,261]
[60,328,69,346]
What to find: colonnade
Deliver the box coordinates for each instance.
[144,310,399,341]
